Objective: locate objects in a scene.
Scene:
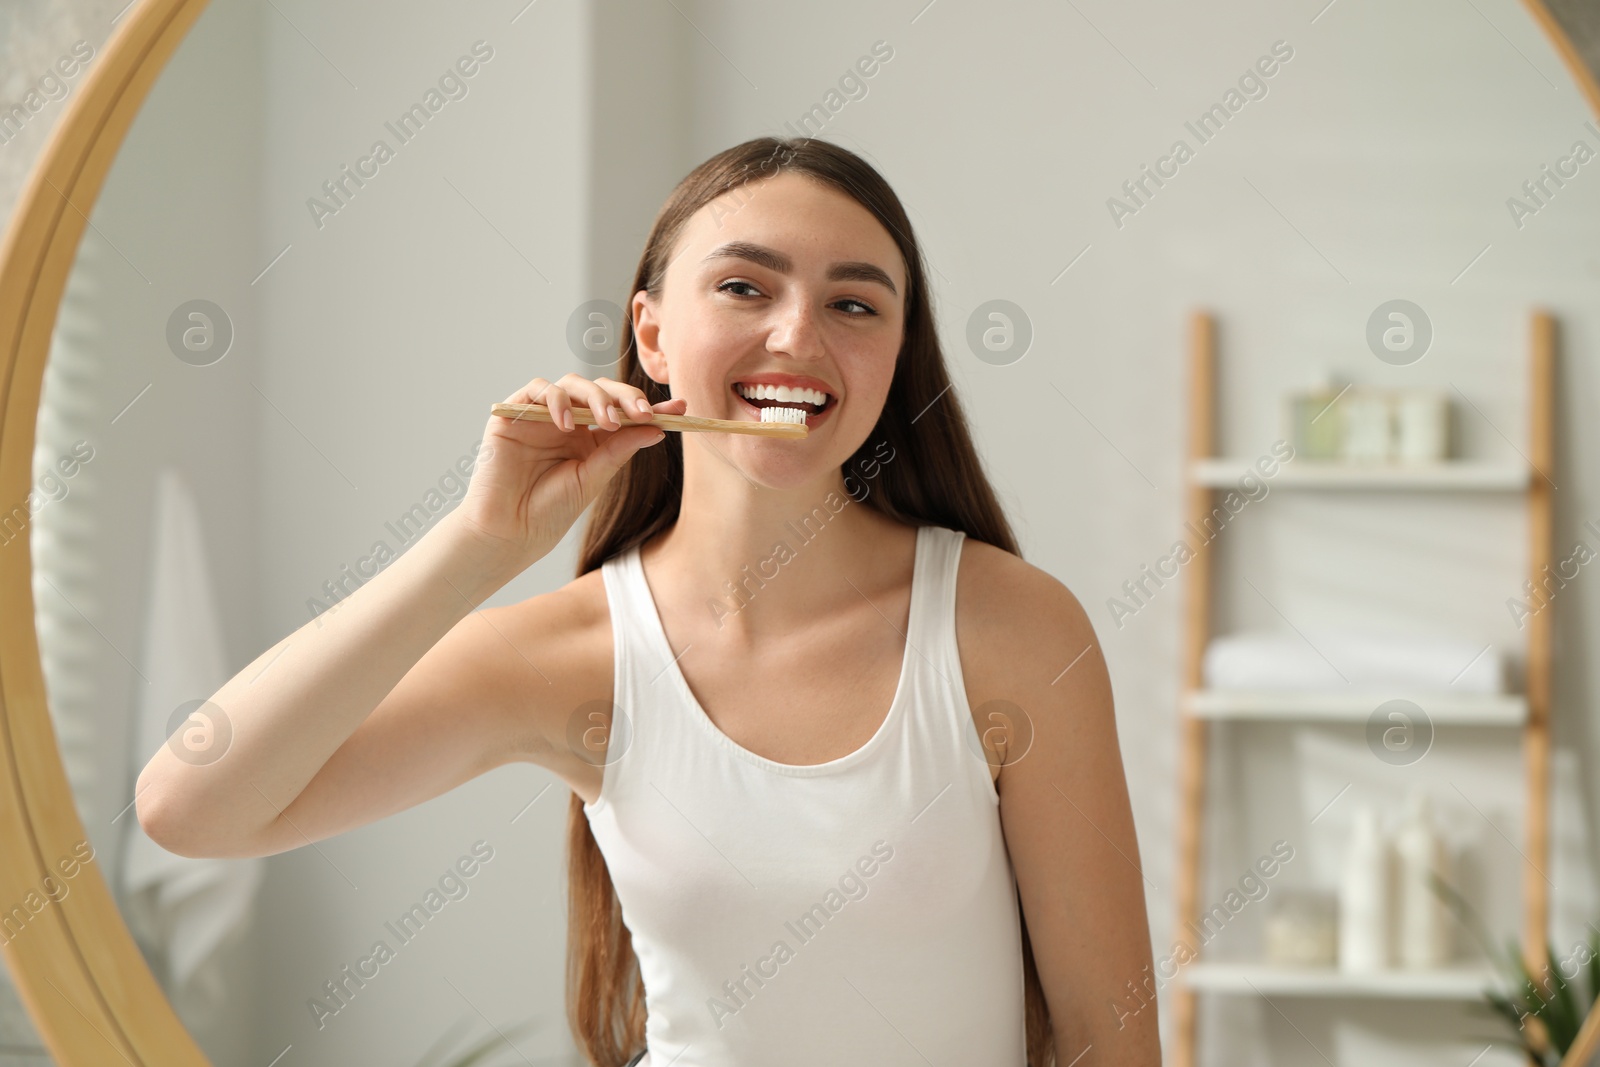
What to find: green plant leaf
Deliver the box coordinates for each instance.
[1586,924,1600,1021]
[1543,943,1581,1051]
[1486,989,1531,1033]
[1507,942,1547,1014]
[1435,887,1600,1065]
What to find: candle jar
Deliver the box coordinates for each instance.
[1395,391,1448,463]
[1340,389,1394,463]
[1265,889,1338,967]
[1287,386,1344,460]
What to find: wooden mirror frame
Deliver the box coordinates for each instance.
[1,0,1597,1062]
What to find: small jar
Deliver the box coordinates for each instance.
[1395,391,1449,463]
[1265,889,1338,967]
[1340,389,1394,463]
[1286,372,1344,460]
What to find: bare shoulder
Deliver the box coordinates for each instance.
[954,536,1097,663]
[953,536,1104,773]
[483,566,614,793]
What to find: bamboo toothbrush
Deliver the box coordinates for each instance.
[490,401,810,438]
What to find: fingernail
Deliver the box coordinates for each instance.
[561,409,573,430]
[635,398,651,413]
[609,405,621,426]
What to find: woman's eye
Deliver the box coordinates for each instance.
[715,280,876,316]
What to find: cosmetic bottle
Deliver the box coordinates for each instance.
[1394,789,1451,968]
[1339,805,1389,972]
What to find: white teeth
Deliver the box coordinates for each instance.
[759,406,808,424]
[736,383,828,406]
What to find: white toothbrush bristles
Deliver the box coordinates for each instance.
[758,406,809,425]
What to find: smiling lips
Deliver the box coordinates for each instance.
[735,381,828,410]
[730,379,837,428]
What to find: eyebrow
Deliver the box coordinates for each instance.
[701,240,899,297]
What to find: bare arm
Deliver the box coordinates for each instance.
[135,511,516,857]
[135,374,680,859]
[961,547,1162,1066]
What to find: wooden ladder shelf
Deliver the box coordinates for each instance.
[1168,309,1556,1067]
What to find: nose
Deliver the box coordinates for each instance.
[764,293,826,362]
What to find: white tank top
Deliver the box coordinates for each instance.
[583,524,1027,1067]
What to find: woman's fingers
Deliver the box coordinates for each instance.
[559,374,667,431]
[503,377,549,406]
[545,374,603,430]
[583,376,631,428]
[503,378,576,432]
[497,378,560,434]
[547,383,579,431]
[502,374,680,436]
[594,375,658,422]
[581,377,625,430]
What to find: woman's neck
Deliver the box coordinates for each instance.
[641,470,914,646]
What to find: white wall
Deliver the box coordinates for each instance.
[250,0,596,1063]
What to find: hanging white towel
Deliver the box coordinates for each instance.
[120,466,263,1013]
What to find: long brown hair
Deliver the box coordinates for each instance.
[565,136,1054,1066]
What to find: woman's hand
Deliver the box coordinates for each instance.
[454,373,683,573]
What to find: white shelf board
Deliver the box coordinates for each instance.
[1185,689,1526,725]
[1192,458,1530,490]
[1181,961,1500,1000]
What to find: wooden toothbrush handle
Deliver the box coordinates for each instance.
[489,402,807,438]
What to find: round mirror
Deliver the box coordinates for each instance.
[3,1,1599,1065]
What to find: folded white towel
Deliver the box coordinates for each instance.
[120,467,263,1013]
[1203,629,1503,692]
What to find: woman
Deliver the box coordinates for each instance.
[137,137,1160,1067]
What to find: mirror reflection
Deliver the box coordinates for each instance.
[8,0,1600,1065]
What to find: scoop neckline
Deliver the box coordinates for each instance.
[624,525,927,777]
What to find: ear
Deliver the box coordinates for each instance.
[631,290,669,387]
